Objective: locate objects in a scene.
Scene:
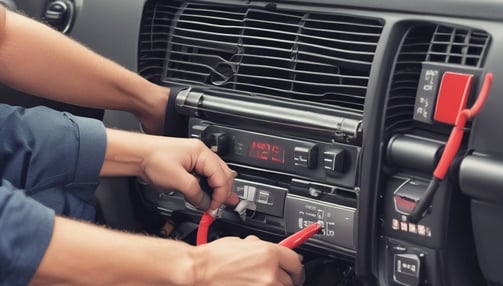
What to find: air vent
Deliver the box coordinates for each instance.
[428,26,489,67]
[138,1,182,83]
[384,24,490,135]
[139,0,383,114]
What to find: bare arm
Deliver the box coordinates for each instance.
[0,7,167,133]
[31,217,304,286]
[31,216,195,286]
[28,129,303,285]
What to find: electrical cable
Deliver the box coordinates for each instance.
[196,204,322,247]
[196,210,217,245]
[409,72,493,223]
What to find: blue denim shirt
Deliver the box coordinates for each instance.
[0,103,106,285]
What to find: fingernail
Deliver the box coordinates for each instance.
[231,170,238,177]
[298,254,303,262]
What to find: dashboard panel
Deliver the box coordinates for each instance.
[27,0,503,285]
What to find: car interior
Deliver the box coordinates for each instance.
[4,0,503,285]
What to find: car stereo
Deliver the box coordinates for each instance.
[137,87,362,253]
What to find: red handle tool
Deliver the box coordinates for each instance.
[197,210,322,248]
[279,222,323,249]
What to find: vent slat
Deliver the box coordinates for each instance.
[174,21,380,49]
[139,0,383,113]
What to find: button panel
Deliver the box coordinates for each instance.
[188,118,360,188]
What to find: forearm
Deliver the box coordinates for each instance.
[0,8,167,122]
[31,216,195,286]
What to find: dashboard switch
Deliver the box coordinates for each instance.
[189,123,209,139]
[393,253,421,286]
[43,0,75,33]
[323,149,345,173]
[206,133,230,155]
[393,179,428,215]
[293,146,317,168]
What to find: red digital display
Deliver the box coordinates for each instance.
[248,140,285,164]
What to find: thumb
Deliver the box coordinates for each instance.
[173,171,209,210]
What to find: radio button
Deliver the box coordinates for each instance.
[293,146,317,169]
[323,149,345,173]
[189,123,210,139]
[205,133,231,155]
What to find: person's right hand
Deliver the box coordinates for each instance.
[190,235,305,286]
[100,129,239,211]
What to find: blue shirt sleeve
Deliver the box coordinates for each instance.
[0,180,55,286]
[0,103,107,219]
[0,103,107,284]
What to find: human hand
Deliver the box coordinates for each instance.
[191,235,305,286]
[101,129,239,210]
[138,136,239,210]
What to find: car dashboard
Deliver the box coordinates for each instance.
[13,0,503,285]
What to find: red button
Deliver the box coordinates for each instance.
[434,72,474,125]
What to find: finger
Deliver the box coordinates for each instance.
[208,184,230,210]
[276,247,304,286]
[244,235,260,241]
[170,169,207,208]
[278,268,294,286]
[225,191,240,207]
[192,190,211,211]
[206,159,235,210]
[190,143,237,209]
[223,169,240,206]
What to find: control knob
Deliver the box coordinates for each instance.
[44,0,75,33]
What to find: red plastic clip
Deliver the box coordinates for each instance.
[434,72,474,125]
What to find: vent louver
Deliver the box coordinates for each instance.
[139,0,383,114]
[428,26,489,67]
[139,1,182,83]
[384,24,490,135]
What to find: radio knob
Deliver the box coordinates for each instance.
[205,133,231,155]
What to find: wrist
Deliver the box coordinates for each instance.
[131,80,169,135]
[100,128,149,177]
[156,242,197,286]
[188,244,207,286]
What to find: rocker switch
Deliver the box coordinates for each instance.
[293,146,317,169]
[323,149,345,173]
[393,253,421,286]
